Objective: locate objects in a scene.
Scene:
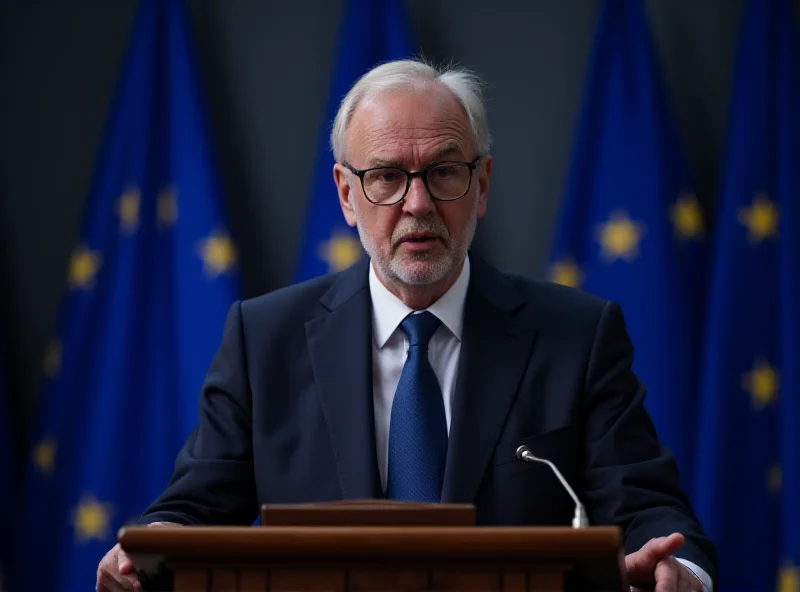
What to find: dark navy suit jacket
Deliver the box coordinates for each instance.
[141,254,717,582]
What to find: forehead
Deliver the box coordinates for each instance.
[345,84,474,165]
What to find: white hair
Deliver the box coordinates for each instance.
[330,58,492,162]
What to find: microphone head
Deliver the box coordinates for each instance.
[515,445,530,460]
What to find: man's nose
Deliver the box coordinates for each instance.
[402,176,435,217]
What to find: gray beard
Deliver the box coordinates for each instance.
[352,194,478,287]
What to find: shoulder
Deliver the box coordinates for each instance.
[237,257,370,328]
[503,270,634,367]
[512,272,609,317]
[243,273,336,311]
[239,272,341,325]
[473,257,615,335]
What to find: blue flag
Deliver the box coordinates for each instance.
[12,0,240,590]
[295,0,414,281]
[548,0,705,489]
[691,0,800,589]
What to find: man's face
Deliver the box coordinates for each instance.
[334,84,491,288]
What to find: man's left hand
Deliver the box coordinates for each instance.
[625,533,704,591]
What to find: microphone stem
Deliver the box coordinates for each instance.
[519,449,589,529]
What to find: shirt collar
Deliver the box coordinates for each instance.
[368,255,471,348]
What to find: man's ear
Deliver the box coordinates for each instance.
[476,154,492,219]
[333,163,357,227]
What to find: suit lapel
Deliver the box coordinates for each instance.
[441,257,538,503]
[305,259,383,500]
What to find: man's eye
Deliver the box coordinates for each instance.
[433,166,456,178]
[379,172,400,183]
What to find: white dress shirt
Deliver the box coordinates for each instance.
[366,255,712,592]
[369,255,470,493]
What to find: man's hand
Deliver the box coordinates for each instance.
[625,533,704,592]
[96,543,139,592]
[96,522,178,592]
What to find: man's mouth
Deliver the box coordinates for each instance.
[401,233,439,243]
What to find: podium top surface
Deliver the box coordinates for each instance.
[119,525,622,560]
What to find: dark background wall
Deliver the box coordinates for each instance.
[1,0,798,458]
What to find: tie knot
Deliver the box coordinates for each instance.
[400,311,442,347]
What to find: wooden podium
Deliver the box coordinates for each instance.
[119,502,627,591]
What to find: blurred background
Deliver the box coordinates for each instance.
[0,1,798,591]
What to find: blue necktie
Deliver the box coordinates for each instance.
[386,311,448,502]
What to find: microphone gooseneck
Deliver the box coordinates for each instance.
[515,445,589,528]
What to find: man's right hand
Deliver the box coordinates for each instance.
[96,543,140,592]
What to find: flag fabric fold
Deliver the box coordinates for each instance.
[12,0,240,590]
[548,0,706,489]
[294,0,415,281]
[691,0,800,589]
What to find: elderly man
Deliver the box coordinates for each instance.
[97,59,717,591]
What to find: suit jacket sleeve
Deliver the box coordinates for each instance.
[139,301,258,525]
[581,300,718,584]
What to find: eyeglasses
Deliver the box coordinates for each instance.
[342,157,482,206]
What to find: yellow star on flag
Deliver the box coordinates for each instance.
[319,229,363,272]
[157,186,178,227]
[549,257,583,288]
[669,192,704,240]
[738,193,779,244]
[742,359,779,409]
[43,339,62,380]
[198,229,237,277]
[33,437,56,476]
[116,188,140,233]
[595,210,645,262]
[73,493,113,544]
[778,563,799,592]
[68,245,102,290]
[767,464,783,493]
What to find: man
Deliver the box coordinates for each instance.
[97,59,717,591]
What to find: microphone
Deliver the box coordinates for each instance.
[516,445,589,528]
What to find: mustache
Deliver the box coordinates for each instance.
[392,217,450,244]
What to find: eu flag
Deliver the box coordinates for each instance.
[548,0,705,489]
[691,0,800,589]
[12,0,240,590]
[294,0,414,280]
